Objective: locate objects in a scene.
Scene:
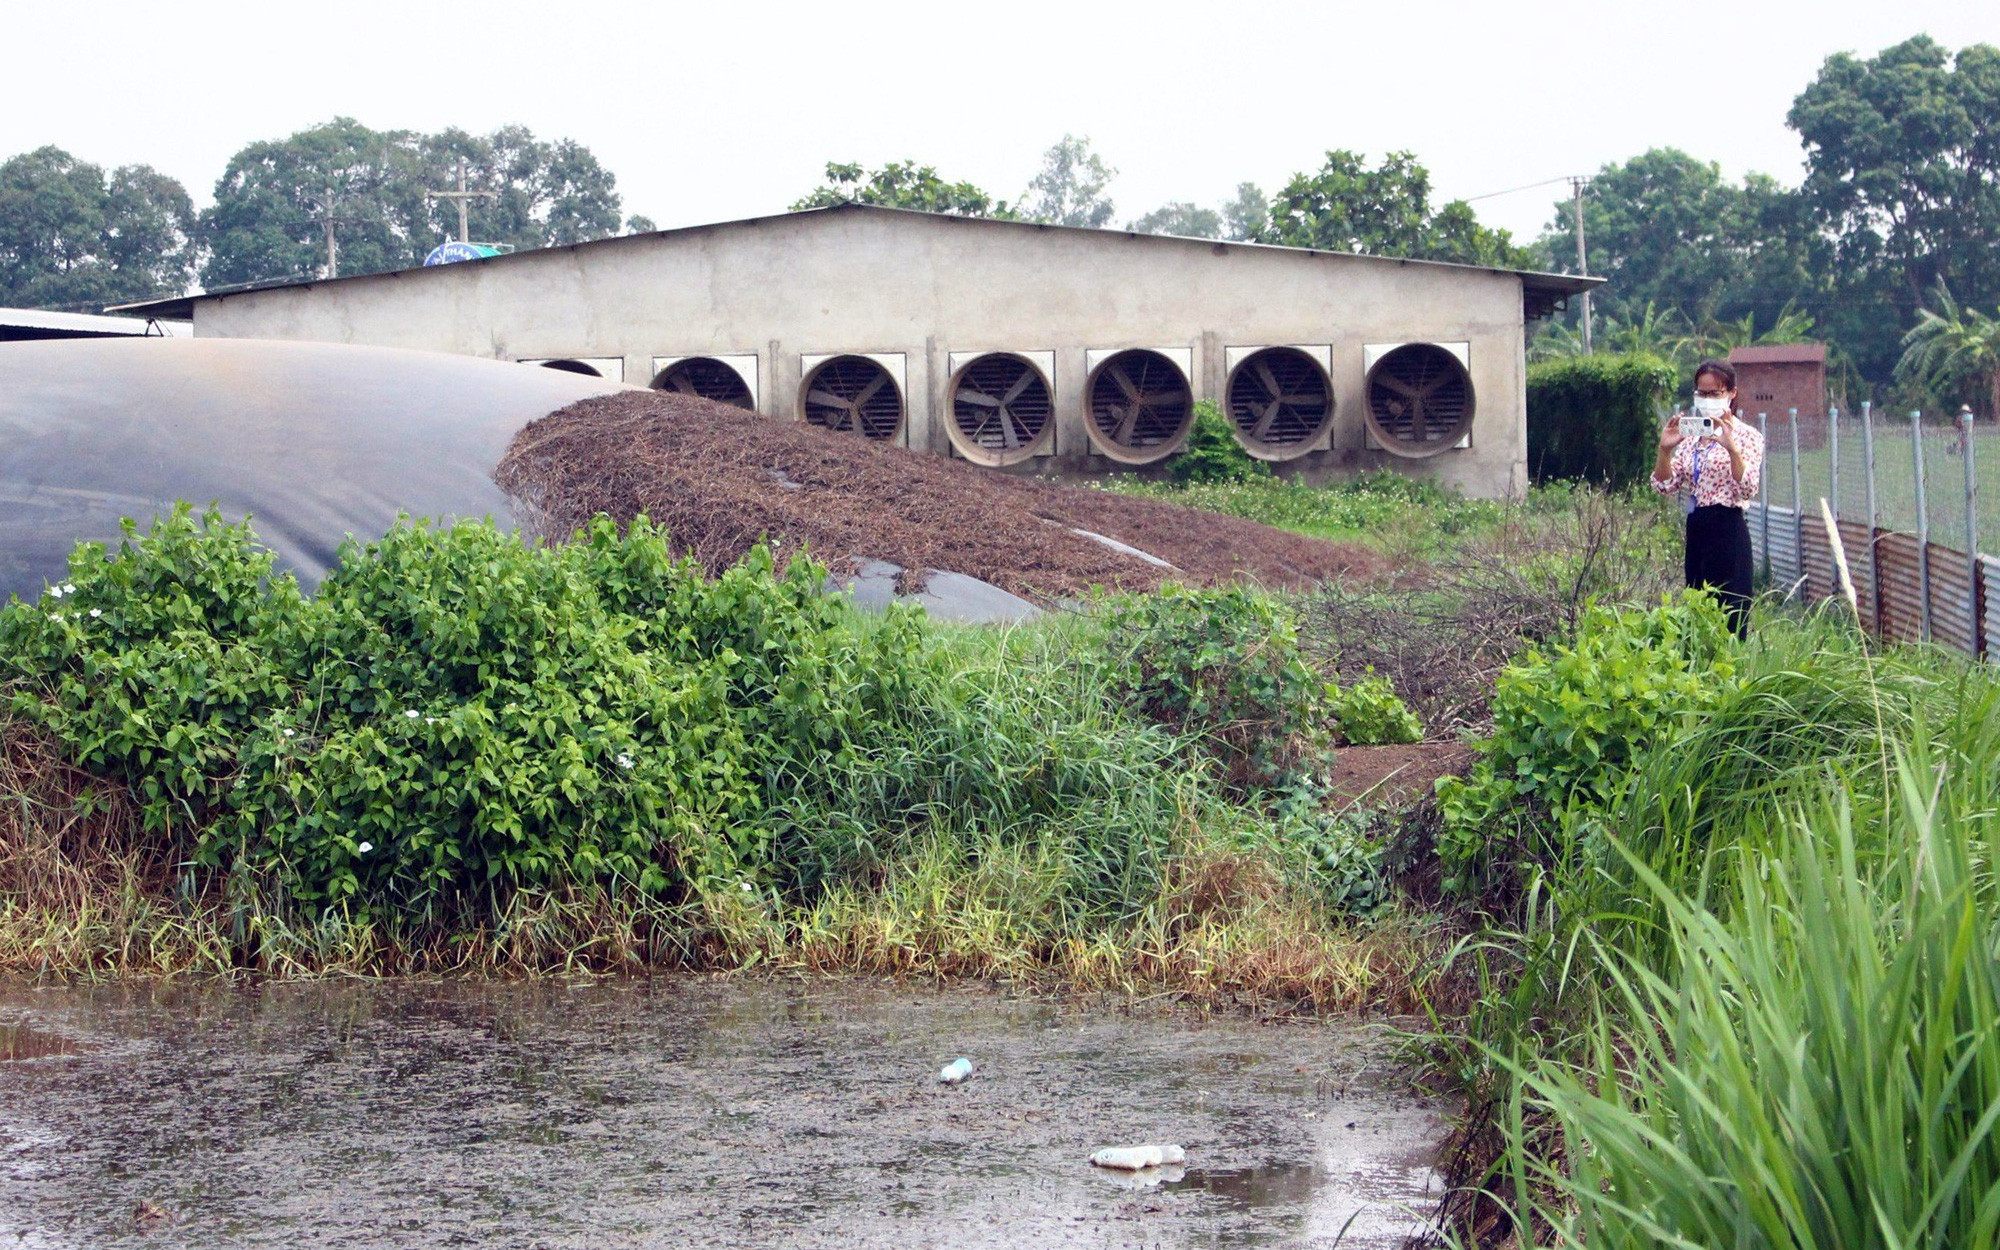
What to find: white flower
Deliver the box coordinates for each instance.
[425,716,438,725]
[89,608,102,619]
[47,613,60,622]
[283,728,297,738]
[616,753,634,771]
[740,881,753,892]
[61,584,73,595]
[356,842,373,855]
[405,709,420,720]
[46,586,63,600]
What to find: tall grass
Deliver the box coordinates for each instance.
[1496,730,2000,1248]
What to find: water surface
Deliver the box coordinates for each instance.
[0,977,1442,1248]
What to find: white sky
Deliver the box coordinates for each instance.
[8,0,1996,254]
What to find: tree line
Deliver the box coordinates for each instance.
[0,118,646,311]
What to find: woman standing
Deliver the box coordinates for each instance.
[1650,359,1764,637]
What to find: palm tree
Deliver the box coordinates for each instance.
[1897,283,2000,421]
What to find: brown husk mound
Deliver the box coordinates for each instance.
[495,390,1383,601]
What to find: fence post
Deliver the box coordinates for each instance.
[1965,406,1983,657]
[1800,402,1816,592]
[1913,411,1932,644]
[1863,401,1878,631]
[1758,411,1771,584]
[1829,405,1841,523]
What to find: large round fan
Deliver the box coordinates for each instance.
[1226,347,1333,456]
[1087,349,1192,463]
[802,355,902,439]
[652,357,753,410]
[948,353,1053,465]
[1365,344,1474,457]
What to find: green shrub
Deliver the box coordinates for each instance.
[1433,593,1737,894]
[1327,674,1422,745]
[1096,583,1325,787]
[1169,398,1274,485]
[2,507,918,918]
[1526,352,1677,490]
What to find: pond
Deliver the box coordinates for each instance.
[0,978,1443,1248]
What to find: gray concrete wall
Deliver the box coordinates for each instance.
[191,208,1531,497]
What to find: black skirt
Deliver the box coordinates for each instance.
[1685,504,1753,637]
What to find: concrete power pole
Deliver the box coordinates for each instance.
[427,158,498,244]
[1571,176,1593,354]
[304,185,344,279]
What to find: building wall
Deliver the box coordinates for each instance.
[191,209,1533,497]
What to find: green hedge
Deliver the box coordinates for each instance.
[1527,353,1677,490]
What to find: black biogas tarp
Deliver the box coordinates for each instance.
[0,338,619,602]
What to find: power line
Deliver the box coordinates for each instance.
[1463,175,1582,203]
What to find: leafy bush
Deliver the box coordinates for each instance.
[1096,583,1324,787]
[2,507,918,918]
[1526,352,1677,489]
[1169,399,1274,485]
[1326,674,1422,745]
[1433,593,1737,893]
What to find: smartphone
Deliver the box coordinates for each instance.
[1680,413,1714,439]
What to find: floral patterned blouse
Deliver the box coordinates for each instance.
[1650,418,1764,508]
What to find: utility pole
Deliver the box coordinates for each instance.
[426,158,498,244]
[1571,176,1593,354]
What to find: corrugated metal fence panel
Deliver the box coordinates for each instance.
[1799,513,1837,604]
[1757,504,1803,593]
[1984,554,2000,664]
[1875,531,1927,644]
[1927,544,1979,656]
[1840,521,1881,633]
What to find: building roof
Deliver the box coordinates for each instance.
[1729,343,1827,365]
[110,203,1603,322]
[1,307,191,341]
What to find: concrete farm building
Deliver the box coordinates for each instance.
[122,205,1598,498]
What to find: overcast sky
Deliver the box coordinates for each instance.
[8,0,1995,251]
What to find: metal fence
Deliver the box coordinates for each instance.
[1747,404,1990,661]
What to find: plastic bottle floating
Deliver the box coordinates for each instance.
[937,1057,973,1084]
[1089,1144,1186,1170]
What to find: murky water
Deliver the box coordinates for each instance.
[0,977,1443,1248]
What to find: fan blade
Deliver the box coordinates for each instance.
[999,406,1022,449]
[671,374,697,395]
[1001,370,1037,404]
[853,374,887,408]
[1255,360,1283,401]
[1375,373,1421,400]
[1108,363,1144,404]
[1251,399,1283,439]
[806,389,850,408]
[959,390,1001,407]
[1113,403,1142,445]
[1139,388,1189,407]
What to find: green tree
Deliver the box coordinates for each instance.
[1019,135,1116,228]
[0,146,194,310]
[200,119,628,289]
[1538,149,1815,333]
[1222,182,1267,242]
[1128,201,1222,238]
[790,160,1015,216]
[1257,150,1534,268]
[1788,36,2000,379]
[1896,283,2000,419]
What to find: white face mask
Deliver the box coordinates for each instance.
[1692,395,1730,420]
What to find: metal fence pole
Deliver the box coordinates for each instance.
[1965,406,1983,657]
[1758,411,1771,584]
[1863,401,1879,633]
[1830,405,1841,523]
[1800,402,1816,592]
[1913,411,1933,644]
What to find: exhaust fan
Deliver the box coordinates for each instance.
[945,352,1054,465]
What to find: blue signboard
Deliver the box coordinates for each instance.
[423,242,500,266]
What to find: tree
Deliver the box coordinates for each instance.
[200,119,629,289]
[1019,135,1116,228]
[1127,201,1222,238]
[1222,182,1267,242]
[1896,283,2000,419]
[0,146,194,309]
[1788,37,2000,379]
[1258,150,1534,268]
[790,160,1014,217]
